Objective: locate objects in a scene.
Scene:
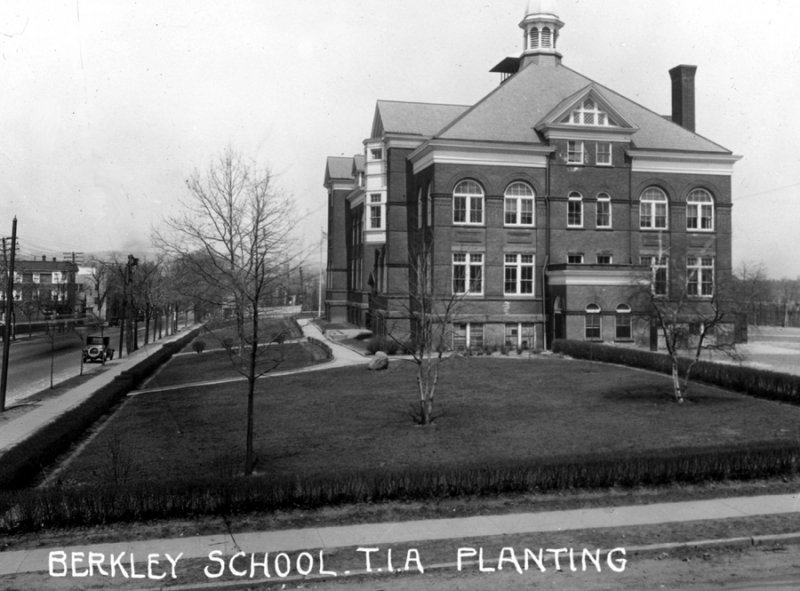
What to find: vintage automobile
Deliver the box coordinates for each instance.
[83,335,115,364]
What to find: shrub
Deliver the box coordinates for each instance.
[365,337,382,355]
[500,345,509,355]
[552,339,800,405]
[384,339,399,356]
[3,439,797,534]
[191,339,206,354]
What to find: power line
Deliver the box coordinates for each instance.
[736,182,800,202]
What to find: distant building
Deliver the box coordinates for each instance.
[1,256,80,321]
[323,1,740,349]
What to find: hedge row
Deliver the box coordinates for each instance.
[552,339,800,405]
[0,327,201,490]
[1,440,796,533]
[306,336,332,359]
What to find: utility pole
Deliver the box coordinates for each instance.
[318,228,325,318]
[1,217,18,412]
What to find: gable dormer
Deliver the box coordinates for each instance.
[535,84,639,143]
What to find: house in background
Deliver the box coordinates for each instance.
[323,1,740,350]
[1,256,80,322]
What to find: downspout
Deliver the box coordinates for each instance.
[542,152,552,350]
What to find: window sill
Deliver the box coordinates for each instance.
[640,227,670,231]
[614,339,634,343]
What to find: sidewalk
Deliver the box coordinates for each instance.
[0,327,200,457]
[129,319,368,396]
[1,492,799,575]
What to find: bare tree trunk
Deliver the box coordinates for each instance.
[670,358,684,403]
[244,309,260,475]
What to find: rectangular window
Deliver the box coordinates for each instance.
[568,254,584,264]
[567,141,584,164]
[370,148,383,160]
[596,254,612,265]
[453,323,483,350]
[641,255,669,296]
[596,198,611,228]
[568,199,583,227]
[585,314,601,340]
[615,313,631,340]
[504,197,534,226]
[368,193,383,230]
[687,203,714,230]
[596,142,612,165]
[504,254,535,295]
[453,195,466,223]
[687,256,714,297]
[453,252,483,295]
[469,196,483,224]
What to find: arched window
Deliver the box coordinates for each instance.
[529,27,539,49]
[567,191,583,228]
[453,180,484,225]
[615,304,632,340]
[686,189,714,231]
[596,192,611,228]
[504,182,535,226]
[585,304,601,340]
[640,187,668,229]
[541,27,552,48]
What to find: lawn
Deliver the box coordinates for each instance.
[179,316,303,353]
[64,355,800,486]
[146,342,329,388]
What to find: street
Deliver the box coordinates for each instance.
[0,326,148,406]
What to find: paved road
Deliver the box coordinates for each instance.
[0,326,154,405]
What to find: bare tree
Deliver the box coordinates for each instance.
[388,240,461,425]
[732,260,769,327]
[155,147,298,475]
[639,259,739,403]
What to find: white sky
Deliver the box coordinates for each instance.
[1,0,798,277]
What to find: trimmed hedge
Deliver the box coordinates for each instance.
[0,327,201,490]
[306,336,333,359]
[552,339,800,405]
[1,439,797,533]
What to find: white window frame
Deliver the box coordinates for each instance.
[367,192,385,230]
[453,180,484,225]
[453,322,484,350]
[567,192,583,228]
[596,254,612,265]
[687,256,714,297]
[640,187,669,230]
[568,253,584,264]
[641,255,669,297]
[369,148,383,161]
[596,142,612,165]
[596,192,612,228]
[567,141,584,164]
[564,98,611,127]
[686,189,714,232]
[452,252,484,296]
[504,254,535,296]
[504,182,535,227]
[585,304,601,340]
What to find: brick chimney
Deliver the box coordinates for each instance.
[669,65,697,132]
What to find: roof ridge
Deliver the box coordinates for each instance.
[376,98,472,109]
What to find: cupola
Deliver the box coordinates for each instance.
[519,0,563,68]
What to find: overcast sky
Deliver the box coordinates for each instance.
[1,0,798,278]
